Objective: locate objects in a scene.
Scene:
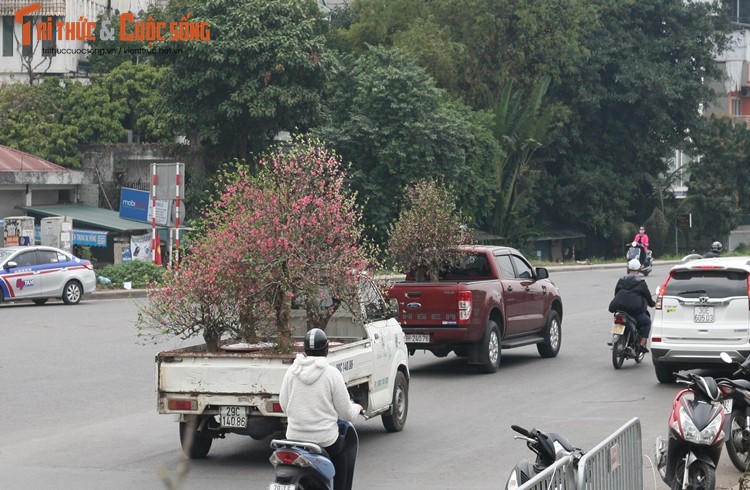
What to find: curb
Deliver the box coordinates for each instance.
[90,288,149,300]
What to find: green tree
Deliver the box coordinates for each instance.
[543,0,732,254]
[314,46,499,246]
[153,0,329,163]
[687,115,750,243]
[87,12,148,73]
[490,77,555,243]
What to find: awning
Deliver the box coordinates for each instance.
[16,204,162,233]
[532,229,586,241]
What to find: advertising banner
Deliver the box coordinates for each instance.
[120,187,150,223]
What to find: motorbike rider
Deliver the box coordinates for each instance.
[703,241,723,258]
[279,328,363,490]
[608,258,656,354]
[632,226,650,264]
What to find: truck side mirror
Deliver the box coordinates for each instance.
[535,267,549,280]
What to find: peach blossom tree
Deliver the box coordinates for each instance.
[388,180,470,282]
[137,139,373,352]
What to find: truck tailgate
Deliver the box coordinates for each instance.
[392,282,461,326]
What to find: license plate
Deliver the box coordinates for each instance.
[405,334,430,343]
[611,324,625,335]
[694,306,715,323]
[722,398,733,414]
[220,406,247,428]
[268,484,295,490]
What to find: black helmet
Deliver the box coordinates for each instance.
[304,328,329,357]
[711,241,723,253]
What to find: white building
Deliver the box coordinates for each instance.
[0,0,158,84]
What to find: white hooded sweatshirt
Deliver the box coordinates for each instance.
[279,354,361,447]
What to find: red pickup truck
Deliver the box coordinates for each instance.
[387,245,563,373]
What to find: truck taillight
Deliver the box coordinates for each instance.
[167,399,197,411]
[458,290,472,323]
[655,275,670,310]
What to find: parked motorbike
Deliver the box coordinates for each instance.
[655,371,726,490]
[609,310,646,369]
[626,242,653,276]
[718,352,750,472]
[269,419,359,490]
[504,424,584,490]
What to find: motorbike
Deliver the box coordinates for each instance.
[655,371,727,490]
[504,424,584,490]
[269,419,359,490]
[626,242,653,276]
[718,352,750,472]
[609,310,646,369]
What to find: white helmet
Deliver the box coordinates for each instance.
[628,259,641,271]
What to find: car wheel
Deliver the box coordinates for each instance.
[62,280,83,305]
[537,310,561,358]
[477,320,501,374]
[654,361,676,384]
[33,298,48,305]
[179,416,213,459]
[382,371,408,432]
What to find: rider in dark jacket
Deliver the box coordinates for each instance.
[703,241,723,259]
[609,259,656,353]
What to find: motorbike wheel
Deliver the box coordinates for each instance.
[671,460,716,490]
[726,409,750,471]
[612,334,627,369]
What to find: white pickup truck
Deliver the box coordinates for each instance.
[155,282,410,458]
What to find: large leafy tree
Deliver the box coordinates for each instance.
[542,0,732,254]
[314,46,499,246]
[153,0,329,163]
[687,115,750,243]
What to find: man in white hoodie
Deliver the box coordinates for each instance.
[279,328,363,490]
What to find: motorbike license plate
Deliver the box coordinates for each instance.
[405,334,430,343]
[220,406,247,428]
[694,306,715,323]
[611,324,625,335]
[268,484,295,490]
[722,399,733,414]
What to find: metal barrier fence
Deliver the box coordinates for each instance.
[517,418,642,490]
[517,455,577,490]
[576,417,643,490]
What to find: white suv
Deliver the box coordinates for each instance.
[651,257,750,383]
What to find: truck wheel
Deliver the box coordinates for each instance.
[537,311,561,358]
[179,416,213,459]
[382,371,408,432]
[477,320,501,374]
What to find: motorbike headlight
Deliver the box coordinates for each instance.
[679,406,724,445]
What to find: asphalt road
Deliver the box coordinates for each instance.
[0,264,744,489]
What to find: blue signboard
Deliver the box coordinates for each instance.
[34,226,109,247]
[119,187,151,223]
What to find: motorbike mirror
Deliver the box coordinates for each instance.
[720,352,733,364]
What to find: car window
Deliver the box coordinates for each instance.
[665,270,748,298]
[494,255,515,279]
[438,253,493,279]
[0,249,14,263]
[37,250,59,264]
[510,255,533,280]
[13,251,38,267]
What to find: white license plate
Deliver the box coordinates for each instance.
[405,334,430,343]
[722,398,733,414]
[220,406,247,428]
[268,484,295,490]
[611,324,625,335]
[694,306,715,323]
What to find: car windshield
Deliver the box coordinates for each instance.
[665,270,748,298]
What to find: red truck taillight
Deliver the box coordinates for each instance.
[458,290,472,323]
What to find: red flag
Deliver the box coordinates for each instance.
[154,242,162,266]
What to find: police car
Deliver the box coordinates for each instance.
[0,246,96,305]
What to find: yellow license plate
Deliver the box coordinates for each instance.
[611,324,625,335]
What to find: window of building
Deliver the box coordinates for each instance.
[2,16,13,57]
[42,17,56,57]
[733,97,742,117]
[21,16,32,58]
[727,0,750,25]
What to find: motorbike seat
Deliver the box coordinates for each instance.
[270,439,329,458]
